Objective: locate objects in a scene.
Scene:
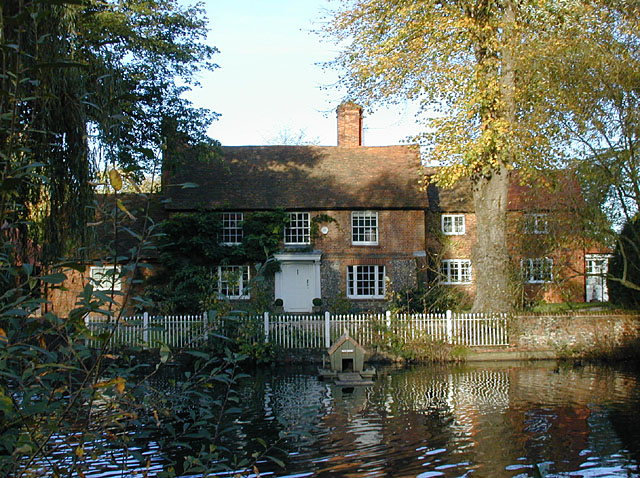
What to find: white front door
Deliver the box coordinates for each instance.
[274,253,322,313]
[280,263,315,312]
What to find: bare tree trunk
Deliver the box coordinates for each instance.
[471,0,516,313]
[471,166,512,312]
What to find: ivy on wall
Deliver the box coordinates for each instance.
[148,210,288,313]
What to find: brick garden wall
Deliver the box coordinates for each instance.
[512,312,640,356]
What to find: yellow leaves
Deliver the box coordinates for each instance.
[94,376,126,395]
[108,168,122,191]
[0,327,7,345]
[116,199,136,221]
[74,445,84,458]
[115,376,126,395]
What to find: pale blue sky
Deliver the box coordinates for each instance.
[183,0,422,146]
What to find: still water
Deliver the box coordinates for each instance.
[227,361,640,477]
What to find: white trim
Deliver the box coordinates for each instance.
[441,214,465,235]
[351,211,378,245]
[439,259,472,284]
[89,265,122,291]
[284,212,310,245]
[217,265,250,299]
[220,212,243,245]
[521,257,553,283]
[347,264,386,299]
[524,213,548,234]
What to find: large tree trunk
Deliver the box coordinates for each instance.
[471,0,516,313]
[471,166,512,312]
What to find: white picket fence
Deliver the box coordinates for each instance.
[85,310,509,350]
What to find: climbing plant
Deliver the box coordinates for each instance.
[149,210,289,313]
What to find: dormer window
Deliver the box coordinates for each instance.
[441,214,465,235]
[285,212,310,245]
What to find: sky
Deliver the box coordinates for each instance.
[182,0,422,146]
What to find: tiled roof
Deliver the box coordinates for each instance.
[164,145,428,210]
[424,168,582,212]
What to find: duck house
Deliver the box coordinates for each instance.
[328,333,366,373]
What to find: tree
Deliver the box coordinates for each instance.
[323,0,631,311]
[526,1,640,295]
[608,215,640,308]
[324,1,530,311]
[0,0,218,264]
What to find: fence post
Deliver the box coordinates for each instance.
[202,311,208,344]
[446,309,453,344]
[264,311,270,343]
[324,311,331,348]
[385,310,392,345]
[142,312,149,346]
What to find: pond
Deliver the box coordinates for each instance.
[228,361,640,477]
[48,360,640,477]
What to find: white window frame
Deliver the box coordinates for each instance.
[351,211,378,245]
[90,265,122,291]
[217,265,250,299]
[586,254,610,276]
[347,265,385,299]
[440,259,472,284]
[524,213,549,234]
[585,253,611,302]
[521,258,553,284]
[441,214,465,235]
[220,212,243,245]
[284,212,311,245]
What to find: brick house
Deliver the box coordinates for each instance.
[47,103,608,316]
[425,170,610,306]
[164,103,428,312]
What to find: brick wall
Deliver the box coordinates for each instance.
[310,209,426,310]
[47,265,129,318]
[426,210,588,304]
[513,313,640,356]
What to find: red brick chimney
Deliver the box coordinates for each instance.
[337,102,363,146]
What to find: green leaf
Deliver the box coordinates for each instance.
[160,344,171,364]
[40,273,66,284]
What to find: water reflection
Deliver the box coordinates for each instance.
[41,361,640,477]
[236,362,640,477]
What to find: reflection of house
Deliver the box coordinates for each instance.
[49,103,608,315]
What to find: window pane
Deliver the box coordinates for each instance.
[347,265,385,298]
[352,211,378,244]
[221,213,243,244]
[285,212,310,244]
[90,266,122,291]
[218,265,249,298]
